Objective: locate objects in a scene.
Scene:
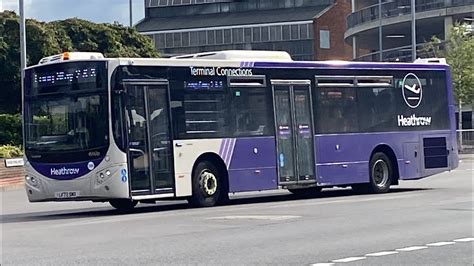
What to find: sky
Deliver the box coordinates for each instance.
[1,0,145,26]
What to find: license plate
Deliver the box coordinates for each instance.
[55,191,79,199]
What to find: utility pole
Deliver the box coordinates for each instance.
[19,0,27,146]
[129,0,133,27]
[378,0,383,61]
[411,0,416,61]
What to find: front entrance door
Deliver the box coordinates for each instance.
[272,80,316,185]
[125,82,174,195]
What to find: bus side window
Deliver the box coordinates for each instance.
[231,87,274,137]
[317,87,359,133]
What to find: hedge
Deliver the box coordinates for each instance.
[0,113,22,146]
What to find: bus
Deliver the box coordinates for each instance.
[23,50,459,210]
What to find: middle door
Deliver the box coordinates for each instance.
[273,80,316,185]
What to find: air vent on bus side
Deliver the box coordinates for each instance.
[423,137,448,169]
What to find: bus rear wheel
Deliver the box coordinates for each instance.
[109,199,137,211]
[188,161,223,208]
[353,152,393,194]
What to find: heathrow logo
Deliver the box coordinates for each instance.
[402,73,423,108]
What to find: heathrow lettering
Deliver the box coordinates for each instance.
[190,67,253,77]
[397,114,432,127]
[50,167,80,176]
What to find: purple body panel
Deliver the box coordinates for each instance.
[227,137,277,192]
[315,130,454,186]
[229,168,277,193]
[225,130,454,190]
[29,157,104,180]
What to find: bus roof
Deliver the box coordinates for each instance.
[30,51,449,71]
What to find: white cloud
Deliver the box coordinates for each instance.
[1,0,144,25]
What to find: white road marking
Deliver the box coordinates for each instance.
[365,251,399,257]
[310,263,334,266]
[426,241,455,247]
[332,257,366,263]
[453,237,474,242]
[396,246,428,252]
[208,215,300,221]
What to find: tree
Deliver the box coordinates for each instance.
[424,23,474,104]
[0,11,159,114]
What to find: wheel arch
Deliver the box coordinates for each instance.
[370,144,400,185]
[192,152,230,194]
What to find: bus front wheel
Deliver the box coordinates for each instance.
[188,161,223,207]
[109,199,138,211]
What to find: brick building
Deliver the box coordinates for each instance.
[136,0,352,61]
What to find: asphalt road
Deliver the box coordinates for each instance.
[1,158,473,265]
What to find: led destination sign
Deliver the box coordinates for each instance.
[190,66,253,77]
[33,67,98,87]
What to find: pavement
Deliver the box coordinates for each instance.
[0,157,472,265]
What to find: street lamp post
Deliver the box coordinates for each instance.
[411,0,416,61]
[129,0,133,27]
[19,0,27,147]
[378,0,383,61]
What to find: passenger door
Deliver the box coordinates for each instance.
[124,81,174,195]
[272,80,316,185]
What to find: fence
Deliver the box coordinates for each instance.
[457,129,474,152]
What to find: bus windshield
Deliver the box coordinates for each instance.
[24,61,108,158]
[25,94,107,152]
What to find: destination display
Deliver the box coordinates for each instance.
[32,67,98,88]
[184,80,225,91]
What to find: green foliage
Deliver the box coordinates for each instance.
[0,113,22,146]
[424,23,474,104]
[0,144,23,159]
[0,11,159,114]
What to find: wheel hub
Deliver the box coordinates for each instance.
[372,159,389,188]
[200,170,217,196]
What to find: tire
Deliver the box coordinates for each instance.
[353,152,393,194]
[109,199,137,211]
[188,161,225,207]
[288,187,322,197]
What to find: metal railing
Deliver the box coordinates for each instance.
[347,0,474,29]
[458,129,474,151]
[353,42,435,62]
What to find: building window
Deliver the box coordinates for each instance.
[173,32,182,47]
[216,29,224,44]
[290,25,299,40]
[182,32,190,47]
[207,30,215,45]
[165,33,173,48]
[232,28,244,43]
[244,28,252,43]
[320,30,330,49]
[300,24,309,39]
[253,27,261,42]
[282,25,291,40]
[261,26,270,42]
[198,31,207,46]
[223,29,232,44]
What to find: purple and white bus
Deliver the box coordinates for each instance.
[23,51,459,210]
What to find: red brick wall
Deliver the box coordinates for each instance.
[0,159,24,180]
[314,0,353,61]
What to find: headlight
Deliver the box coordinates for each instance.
[25,175,39,187]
